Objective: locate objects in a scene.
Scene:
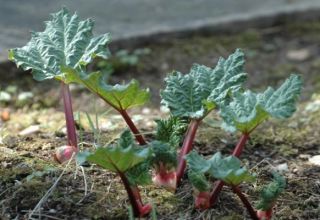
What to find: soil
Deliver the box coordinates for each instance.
[1,20,320,219]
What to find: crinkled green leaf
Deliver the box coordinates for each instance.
[188,170,210,192]
[220,90,269,133]
[256,173,286,211]
[56,67,150,110]
[185,151,211,173]
[258,74,302,119]
[9,8,110,81]
[155,116,188,148]
[161,49,247,119]
[84,130,151,172]
[126,161,152,186]
[208,152,256,186]
[149,141,177,170]
[220,74,302,133]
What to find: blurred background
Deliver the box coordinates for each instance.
[1,0,320,109]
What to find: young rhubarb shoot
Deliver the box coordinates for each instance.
[186,151,258,219]
[150,117,187,190]
[210,74,302,204]
[78,130,152,217]
[185,151,212,209]
[161,49,247,185]
[8,8,111,163]
[256,173,286,220]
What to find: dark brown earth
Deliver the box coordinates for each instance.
[1,20,320,220]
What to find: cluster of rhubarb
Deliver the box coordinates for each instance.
[9,7,302,219]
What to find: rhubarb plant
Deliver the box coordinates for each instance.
[8,8,111,163]
[78,130,152,217]
[186,151,258,219]
[149,117,187,190]
[161,49,247,186]
[256,173,286,220]
[210,74,302,205]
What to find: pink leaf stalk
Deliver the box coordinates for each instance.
[119,109,147,145]
[176,119,201,186]
[118,171,151,217]
[232,186,259,220]
[55,82,78,163]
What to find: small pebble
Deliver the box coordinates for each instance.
[275,163,289,173]
[299,154,311,160]
[287,48,311,62]
[0,91,11,102]
[309,155,320,166]
[19,125,40,136]
[142,108,151,114]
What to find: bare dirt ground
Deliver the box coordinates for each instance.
[1,20,320,219]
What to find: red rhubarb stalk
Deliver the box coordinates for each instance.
[232,133,249,157]
[119,109,147,145]
[232,186,259,220]
[176,119,201,185]
[118,171,151,217]
[209,133,249,206]
[61,82,78,148]
[55,82,78,164]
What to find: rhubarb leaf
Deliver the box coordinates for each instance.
[56,68,150,110]
[220,74,302,133]
[258,74,302,119]
[188,170,210,192]
[85,130,151,172]
[9,8,110,81]
[208,152,256,186]
[155,117,188,148]
[185,151,211,173]
[126,162,152,186]
[256,173,286,211]
[220,91,269,133]
[161,49,247,119]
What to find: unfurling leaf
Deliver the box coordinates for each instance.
[256,173,286,211]
[83,130,151,173]
[208,152,256,186]
[220,74,302,133]
[155,116,188,148]
[9,8,110,81]
[185,151,255,186]
[161,49,247,119]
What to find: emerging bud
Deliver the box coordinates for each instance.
[152,170,177,192]
[257,209,273,220]
[54,145,77,164]
[194,191,211,210]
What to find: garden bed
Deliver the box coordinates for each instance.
[1,20,320,219]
